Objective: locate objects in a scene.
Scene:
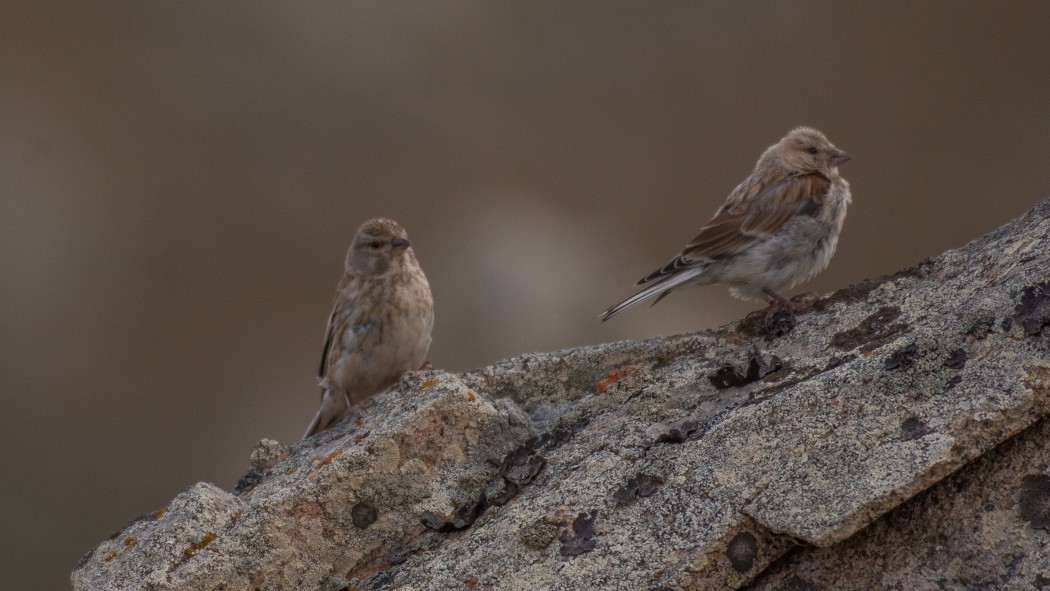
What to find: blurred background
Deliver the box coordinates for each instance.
[2,2,1049,588]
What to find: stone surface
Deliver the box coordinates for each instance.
[73,375,535,590]
[73,199,1050,590]
[747,416,1050,591]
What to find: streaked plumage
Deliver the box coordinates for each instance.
[599,127,852,321]
[302,218,433,439]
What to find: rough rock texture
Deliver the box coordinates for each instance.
[74,199,1050,590]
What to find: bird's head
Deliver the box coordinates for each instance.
[346,217,415,276]
[774,126,852,176]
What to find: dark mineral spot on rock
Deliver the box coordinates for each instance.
[945,375,962,391]
[725,531,757,573]
[884,343,918,370]
[501,445,550,484]
[747,350,784,382]
[830,305,904,350]
[965,316,995,340]
[779,576,820,591]
[613,474,664,507]
[559,512,597,557]
[1035,574,1050,590]
[504,453,545,487]
[820,275,883,306]
[709,348,783,390]
[489,441,548,506]
[491,454,546,506]
[363,570,395,587]
[234,466,266,495]
[421,494,488,532]
[765,309,797,339]
[900,417,930,441]
[350,502,377,529]
[709,364,748,389]
[1013,281,1050,336]
[824,354,857,372]
[420,511,447,532]
[656,420,699,444]
[1018,474,1050,530]
[944,348,967,369]
[488,424,587,506]
[739,308,796,340]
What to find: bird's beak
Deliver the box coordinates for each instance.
[829,148,853,165]
[391,235,411,249]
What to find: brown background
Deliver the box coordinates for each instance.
[2,3,1049,589]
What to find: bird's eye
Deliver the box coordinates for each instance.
[806,147,818,155]
[369,241,382,249]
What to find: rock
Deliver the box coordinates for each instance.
[249,439,290,470]
[73,198,1050,590]
[73,375,534,590]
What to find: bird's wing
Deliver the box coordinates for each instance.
[637,173,829,285]
[318,274,352,379]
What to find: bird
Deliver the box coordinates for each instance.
[599,126,852,322]
[302,218,434,439]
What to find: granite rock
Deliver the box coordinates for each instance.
[73,198,1050,590]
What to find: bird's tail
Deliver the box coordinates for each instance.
[301,388,349,440]
[597,266,706,322]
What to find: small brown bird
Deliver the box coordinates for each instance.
[302,218,434,439]
[599,127,852,321]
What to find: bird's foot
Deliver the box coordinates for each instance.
[740,291,820,338]
[762,289,819,314]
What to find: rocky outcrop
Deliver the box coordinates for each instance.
[73,199,1050,590]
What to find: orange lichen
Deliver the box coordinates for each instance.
[321,449,344,465]
[123,536,137,548]
[596,369,629,393]
[180,533,216,563]
[416,378,440,391]
[102,551,118,562]
[155,508,167,519]
[466,391,477,402]
[229,512,240,524]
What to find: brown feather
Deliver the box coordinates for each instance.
[640,174,830,287]
[688,174,829,254]
[318,273,354,379]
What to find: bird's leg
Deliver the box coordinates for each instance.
[762,288,815,314]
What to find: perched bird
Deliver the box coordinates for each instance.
[599,127,852,321]
[302,218,434,439]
